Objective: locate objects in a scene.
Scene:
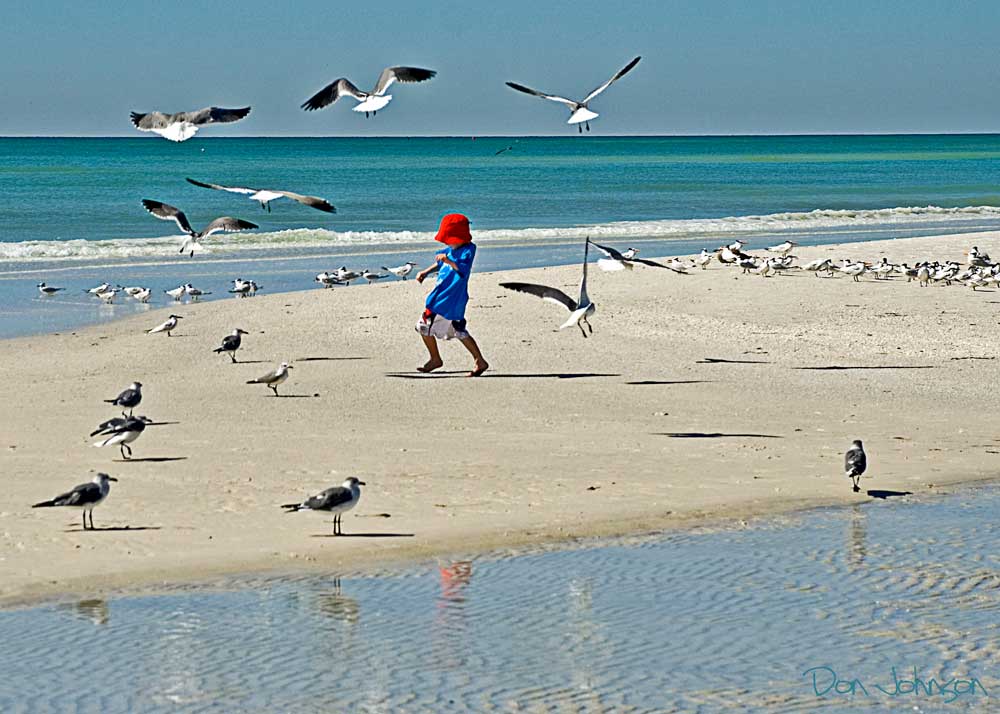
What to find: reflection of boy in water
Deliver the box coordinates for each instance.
[415,214,489,377]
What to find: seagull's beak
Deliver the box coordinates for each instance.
[358,481,367,486]
[108,477,119,482]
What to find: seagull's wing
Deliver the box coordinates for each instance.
[505,82,578,108]
[130,111,169,131]
[47,482,102,507]
[219,334,239,350]
[90,417,127,437]
[372,66,437,96]
[186,177,257,196]
[631,257,671,269]
[845,447,867,475]
[274,191,336,213]
[582,56,641,104]
[579,239,591,306]
[185,107,252,126]
[248,368,280,384]
[499,282,577,312]
[588,239,626,262]
[309,486,354,510]
[301,78,366,111]
[141,199,196,235]
[200,217,259,238]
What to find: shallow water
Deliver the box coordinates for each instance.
[2,486,998,713]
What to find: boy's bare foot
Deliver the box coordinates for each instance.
[417,359,444,373]
[468,360,489,378]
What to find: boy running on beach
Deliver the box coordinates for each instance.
[415,213,489,377]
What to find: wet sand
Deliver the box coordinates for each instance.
[3,229,1000,606]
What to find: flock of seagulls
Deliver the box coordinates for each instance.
[130,58,642,142]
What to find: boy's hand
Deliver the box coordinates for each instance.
[434,253,448,263]
[416,270,429,284]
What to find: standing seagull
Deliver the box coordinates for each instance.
[129,106,251,142]
[845,439,868,493]
[214,328,248,363]
[382,262,417,280]
[104,382,142,416]
[282,477,366,535]
[506,56,641,132]
[185,178,336,214]
[141,199,258,256]
[767,240,798,256]
[37,282,64,296]
[32,473,118,531]
[301,66,437,118]
[93,416,151,460]
[500,239,596,337]
[147,315,182,336]
[247,362,293,396]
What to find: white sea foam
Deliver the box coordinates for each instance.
[2,205,999,262]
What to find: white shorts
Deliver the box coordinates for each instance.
[416,311,470,340]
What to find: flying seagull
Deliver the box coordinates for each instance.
[301,66,436,117]
[104,382,142,416]
[93,416,152,459]
[845,439,868,493]
[282,477,366,535]
[214,329,248,363]
[500,238,595,337]
[141,199,258,256]
[589,240,677,272]
[37,282,64,296]
[247,362,292,396]
[506,56,641,133]
[33,473,118,530]
[146,315,182,336]
[129,106,251,142]
[185,178,336,214]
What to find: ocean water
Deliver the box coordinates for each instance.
[3,134,1000,336]
[1,485,997,713]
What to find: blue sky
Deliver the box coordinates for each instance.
[2,0,998,136]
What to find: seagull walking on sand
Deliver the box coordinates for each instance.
[315,271,344,289]
[214,329,248,363]
[247,362,292,396]
[500,238,595,337]
[383,262,417,280]
[301,66,437,118]
[37,282,64,296]
[767,240,797,255]
[362,269,388,285]
[32,473,118,530]
[146,314,182,336]
[93,416,152,459]
[141,199,258,256]
[186,178,336,214]
[282,477,366,535]
[130,106,251,142]
[506,56,641,133]
[104,382,142,416]
[695,250,713,269]
[845,439,868,493]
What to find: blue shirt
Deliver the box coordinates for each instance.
[425,243,476,321]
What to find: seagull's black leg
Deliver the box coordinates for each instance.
[270,384,278,397]
[365,111,369,118]
[82,511,87,530]
[89,511,95,530]
[230,352,237,364]
[586,122,590,132]
[578,124,582,134]
[578,321,588,338]
[585,317,594,334]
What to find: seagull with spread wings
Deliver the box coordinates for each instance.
[301,66,436,118]
[185,178,336,214]
[141,199,258,256]
[588,240,681,272]
[129,106,251,142]
[506,56,641,132]
[500,239,596,337]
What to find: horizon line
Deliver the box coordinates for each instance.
[2,131,1000,140]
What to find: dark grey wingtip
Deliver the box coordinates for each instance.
[129,112,144,127]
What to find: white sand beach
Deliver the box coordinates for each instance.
[3,230,1000,606]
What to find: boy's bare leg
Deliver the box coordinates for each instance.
[418,334,444,372]
[459,336,489,377]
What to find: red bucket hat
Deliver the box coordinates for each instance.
[434,213,472,246]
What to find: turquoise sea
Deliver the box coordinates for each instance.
[3,134,1000,336]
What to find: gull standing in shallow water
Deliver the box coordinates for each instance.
[129,106,251,142]
[141,199,258,256]
[247,362,292,396]
[500,238,596,337]
[845,439,868,493]
[282,477,366,535]
[506,56,641,132]
[301,66,437,118]
[37,282,64,296]
[185,178,336,214]
[32,473,117,530]
[147,315,182,336]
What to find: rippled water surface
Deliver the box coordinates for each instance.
[2,487,998,713]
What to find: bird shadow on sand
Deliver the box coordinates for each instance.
[113,456,188,463]
[655,432,784,439]
[310,533,415,538]
[64,526,162,533]
[269,393,320,398]
[386,372,620,380]
[297,356,371,362]
[867,489,913,499]
[795,365,935,371]
[230,359,271,365]
[697,358,771,365]
[626,380,712,386]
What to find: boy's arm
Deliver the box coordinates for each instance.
[416,262,440,284]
